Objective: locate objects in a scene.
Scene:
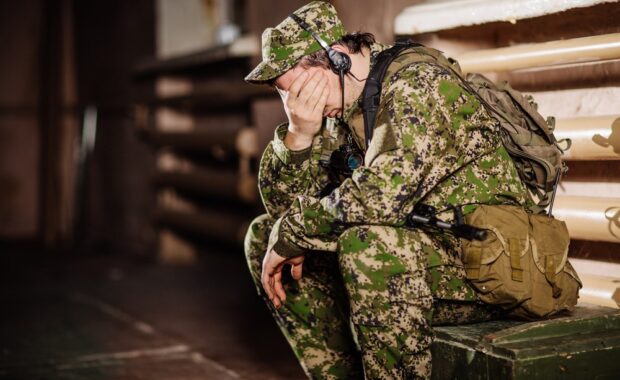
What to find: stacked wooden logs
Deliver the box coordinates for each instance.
[134,42,278,263]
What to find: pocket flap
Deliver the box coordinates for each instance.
[461,231,504,267]
[529,214,570,275]
[465,205,530,260]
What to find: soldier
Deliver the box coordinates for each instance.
[244,1,530,379]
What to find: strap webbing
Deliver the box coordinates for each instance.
[361,41,421,149]
[509,238,524,282]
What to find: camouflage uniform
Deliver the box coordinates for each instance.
[244,2,530,379]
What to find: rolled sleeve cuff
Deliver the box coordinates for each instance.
[272,123,312,165]
[267,216,307,258]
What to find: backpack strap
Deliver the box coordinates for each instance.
[361,40,422,149]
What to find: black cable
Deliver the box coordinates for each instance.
[348,71,367,82]
[339,69,345,120]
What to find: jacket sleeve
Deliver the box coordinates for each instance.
[258,122,333,219]
[268,62,498,257]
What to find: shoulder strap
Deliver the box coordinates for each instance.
[361,40,422,149]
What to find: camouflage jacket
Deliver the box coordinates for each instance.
[259,42,530,262]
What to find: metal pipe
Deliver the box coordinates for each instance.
[456,33,620,73]
[571,258,620,308]
[500,59,620,92]
[554,196,620,243]
[575,272,619,308]
[558,181,620,199]
[555,115,620,160]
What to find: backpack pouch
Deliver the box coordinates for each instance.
[461,205,531,309]
[461,205,582,320]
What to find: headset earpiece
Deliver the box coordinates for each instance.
[327,49,351,74]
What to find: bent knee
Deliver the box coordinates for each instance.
[243,214,273,276]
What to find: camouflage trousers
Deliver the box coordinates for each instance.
[244,214,499,379]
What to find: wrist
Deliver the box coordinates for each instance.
[284,128,314,151]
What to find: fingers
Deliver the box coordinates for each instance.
[288,71,309,98]
[304,74,327,109]
[262,266,284,308]
[261,249,287,309]
[261,250,307,309]
[299,71,325,106]
[291,260,303,280]
[313,83,329,114]
[274,270,286,304]
[261,260,275,303]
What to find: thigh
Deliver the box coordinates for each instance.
[338,225,435,379]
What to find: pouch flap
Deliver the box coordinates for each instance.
[529,214,570,275]
[461,231,503,266]
[465,205,530,259]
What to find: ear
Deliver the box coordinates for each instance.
[331,44,349,54]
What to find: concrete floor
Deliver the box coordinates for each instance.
[0,245,306,380]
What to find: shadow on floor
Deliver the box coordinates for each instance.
[0,244,306,380]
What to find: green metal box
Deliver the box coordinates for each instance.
[431,305,620,379]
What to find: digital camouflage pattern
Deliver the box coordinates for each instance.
[245,214,500,379]
[245,1,346,84]
[266,51,531,263]
[244,3,532,377]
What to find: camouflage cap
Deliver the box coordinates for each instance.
[244,1,346,84]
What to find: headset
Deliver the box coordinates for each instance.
[289,13,351,119]
[289,14,351,75]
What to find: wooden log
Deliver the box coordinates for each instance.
[147,128,239,151]
[152,81,275,112]
[159,229,197,265]
[154,207,249,244]
[134,42,250,78]
[154,169,235,198]
[153,167,257,203]
[236,127,260,158]
[455,33,620,73]
[555,115,620,160]
[554,196,620,243]
[147,126,260,158]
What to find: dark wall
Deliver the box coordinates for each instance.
[0,0,42,240]
[73,0,156,255]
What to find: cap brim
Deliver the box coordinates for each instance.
[244,59,297,85]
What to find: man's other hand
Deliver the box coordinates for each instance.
[261,248,305,309]
[279,70,329,150]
